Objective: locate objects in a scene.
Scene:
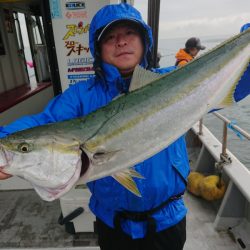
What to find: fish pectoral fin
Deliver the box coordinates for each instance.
[129,65,162,92]
[91,149,122,165]
[112,171,142,197]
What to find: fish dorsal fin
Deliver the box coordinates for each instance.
[129,65,162,92]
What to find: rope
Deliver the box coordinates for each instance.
[227,120,244,140]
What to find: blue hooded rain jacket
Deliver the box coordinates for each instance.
[0,3,189,239]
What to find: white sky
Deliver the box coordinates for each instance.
[19,1,250,46]
[134,0,250,39]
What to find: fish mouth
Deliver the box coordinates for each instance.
[0,146,13,168]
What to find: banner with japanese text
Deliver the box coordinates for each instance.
[49,0,117,91]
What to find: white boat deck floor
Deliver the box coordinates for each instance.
[0,189,239,250]
[0,190,98,248]
[184,192,239,250]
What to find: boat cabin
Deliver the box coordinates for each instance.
[0,0,54,125]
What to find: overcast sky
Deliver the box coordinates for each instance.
[134,0,250,39]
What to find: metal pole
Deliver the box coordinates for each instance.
[41,0,62,96]
[148,0,161,68]
[222,121,228,156]
[214,111,250,140]
[198,118,203,135]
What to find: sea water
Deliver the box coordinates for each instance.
[158,35,250,169]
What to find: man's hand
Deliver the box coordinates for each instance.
[0,171,12,180]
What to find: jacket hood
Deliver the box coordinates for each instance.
[89,3,153,67]
[240,23,250,32]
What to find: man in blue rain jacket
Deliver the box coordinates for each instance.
[0,4,189,250]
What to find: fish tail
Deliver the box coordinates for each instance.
[219,56,250,107]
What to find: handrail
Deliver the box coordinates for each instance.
[192,122,250,203]
[198,111,250,160]
[213,112,250,140]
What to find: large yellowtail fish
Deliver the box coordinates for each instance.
[0,29,250,201]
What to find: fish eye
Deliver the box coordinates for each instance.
[18,142,32,153]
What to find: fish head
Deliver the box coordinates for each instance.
[0,127,82,201]
[0,134,80,169]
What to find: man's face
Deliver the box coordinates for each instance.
[100,23,144,76]
[189,48,200,57]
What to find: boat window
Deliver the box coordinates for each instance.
[31,15,42,45]
[0,4,52,115]
[39,16,44,35]
[13,12,22,50]
[14,12,37,87]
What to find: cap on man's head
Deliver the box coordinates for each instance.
[97,19,143,42]
[185,37,206,50]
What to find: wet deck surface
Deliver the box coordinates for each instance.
[0,189,239,249]
[0,190,98,248]
[185,192,238,250]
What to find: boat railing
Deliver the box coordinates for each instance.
[198,111,250,159]
[192,112,250,236]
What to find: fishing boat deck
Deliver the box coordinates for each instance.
[185,191,238,250]
[0,189,239,250]
[0,189,98,248]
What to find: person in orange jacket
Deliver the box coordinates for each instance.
[175,37,205,66]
